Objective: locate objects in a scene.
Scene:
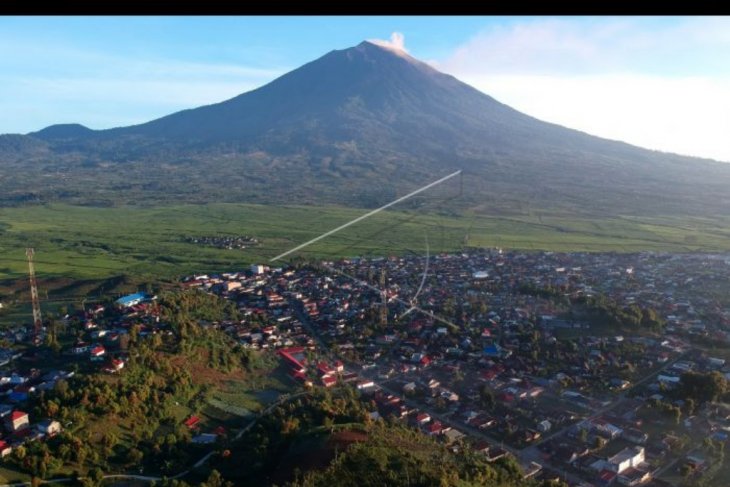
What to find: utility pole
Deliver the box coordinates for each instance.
[26,248,42,341]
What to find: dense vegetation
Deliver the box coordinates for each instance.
[676,371,729,405]
[295,422,560,487]
[292,422,561,487]
[571,294,665,332]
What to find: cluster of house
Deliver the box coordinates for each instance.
[535,377,730,487]
[0,368,74,404]
[60,295,158,373]
[182,266,317,354]
[0,383,63,458]
[0,409,62,457]
[181,249,730,486]
[0,292,163,462]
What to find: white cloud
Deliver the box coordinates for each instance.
[460,73,730,162]
[369,32,409,53]
[437,17,730,77]
[434,17,730,162]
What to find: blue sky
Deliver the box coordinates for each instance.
[1,16,729,161]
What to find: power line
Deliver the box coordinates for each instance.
[271,170,461,262]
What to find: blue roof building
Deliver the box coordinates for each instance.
[8,391,28,403]
[115,292,149,308]
[483,344,502,358]
[483,343,512,359]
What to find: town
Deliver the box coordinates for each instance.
[0,249,729,486]
[180,249,730,486]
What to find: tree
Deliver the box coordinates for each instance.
[678,371,728,404]
[479,384,495,410]
[453,368,465,385]
[281,417,300,435]
[593,436,606,450]
[84,467,104,487]
[578,428,588,443]
[623,305,643,328]
[641,307,664,331]
[55,379,69,399]
[14,446,26,461]
[127,447,144,465]
[130,324,140,345]
[45,316,60,350]
[672,405,682,425]
[201,469,233,487]
[118,333,130,351]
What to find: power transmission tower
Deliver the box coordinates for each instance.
[26,248,42,341]
[379,268,387,326]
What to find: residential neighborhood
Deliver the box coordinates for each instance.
[182,249,730,486]
[1,249,729,485]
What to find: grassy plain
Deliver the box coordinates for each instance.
[1,203,730,285]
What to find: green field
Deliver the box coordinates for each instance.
[1,203,730,285]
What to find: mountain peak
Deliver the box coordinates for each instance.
[358,39,405,52]
[354,39,413,58]
[32,123,93,140]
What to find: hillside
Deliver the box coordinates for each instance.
[1,41,729,217]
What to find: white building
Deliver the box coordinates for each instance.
[36,419,62,436]
[607,446,645,474]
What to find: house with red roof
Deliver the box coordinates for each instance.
[0,440,11,457]
[89,345,106,360]
[425,420,444,436]
[481,369,498,381]
[103,358,126,374]
[598,469,617,486]
[184,415,201,429]
[473,441,490,455]
[278,347,307,373]
[415,412,431,424]
[317,362,334,377]
[5,410,29,432]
